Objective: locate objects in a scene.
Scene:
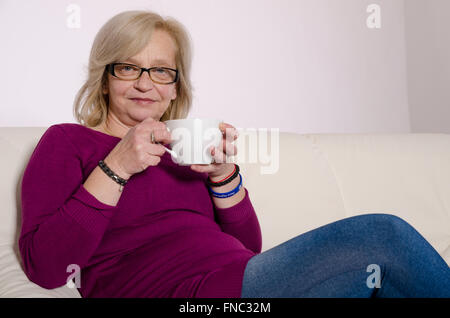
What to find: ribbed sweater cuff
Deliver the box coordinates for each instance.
[214,188,254,224]
[63,184,116,234]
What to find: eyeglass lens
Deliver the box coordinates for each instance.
[114,64,176,83]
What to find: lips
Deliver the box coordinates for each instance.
[130,98,156,102]
[130,98,157,105]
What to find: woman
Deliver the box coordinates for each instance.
[19,10,450,298]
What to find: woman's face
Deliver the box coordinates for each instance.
[103,29,178,126]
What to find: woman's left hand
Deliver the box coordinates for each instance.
[190,122,239,178]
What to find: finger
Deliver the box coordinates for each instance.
[211,145,227,163]
[145,153,161,167]
[139,118,166,135]
[190,164,214,173]
[139,117,157,132]
[151,128,172,144]
[219,122,234,132]
[221,140,237,156]
[220,124,239,142]
[144,142,166,157]
[142,116,157,124]
[134,117,158,136]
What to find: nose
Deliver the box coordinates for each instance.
[134,70,154,91]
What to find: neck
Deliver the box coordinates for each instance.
[102,112,132,139]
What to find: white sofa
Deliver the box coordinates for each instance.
[1,127,449,297]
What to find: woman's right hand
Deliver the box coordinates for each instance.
[103,117,172,179]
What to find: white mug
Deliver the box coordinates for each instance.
[164,118,223,165]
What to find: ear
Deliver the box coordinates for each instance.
[102,83,108,95]
[170,86,177,100]
[102,74,109,95]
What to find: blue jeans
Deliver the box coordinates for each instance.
[240,214,450,297]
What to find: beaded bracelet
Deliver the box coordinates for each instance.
[98,160,128,192]
[205,164,240,187]
[208,173,243,198]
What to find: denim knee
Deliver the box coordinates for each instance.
[352,213,421,247]
[363,213,414,232]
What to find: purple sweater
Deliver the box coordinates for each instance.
[19,123,262,298]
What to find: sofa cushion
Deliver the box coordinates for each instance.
[237,132,347,252]
[308,133,450,265]
[0,244,81,297]
[0,127,47,246]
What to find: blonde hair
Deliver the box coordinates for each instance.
[73,10,193,127]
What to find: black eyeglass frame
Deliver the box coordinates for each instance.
[106,63,179,84]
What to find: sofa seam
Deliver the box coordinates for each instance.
[306,134,349,218]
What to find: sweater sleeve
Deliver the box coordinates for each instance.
[19,125,117,289]
[213,188,262,254]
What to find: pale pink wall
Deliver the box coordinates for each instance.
[0,0,413,134]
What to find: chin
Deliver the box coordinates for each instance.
[131,107,168,122]
[129,109,158,122]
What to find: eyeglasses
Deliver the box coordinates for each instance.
[107,63,179,84]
